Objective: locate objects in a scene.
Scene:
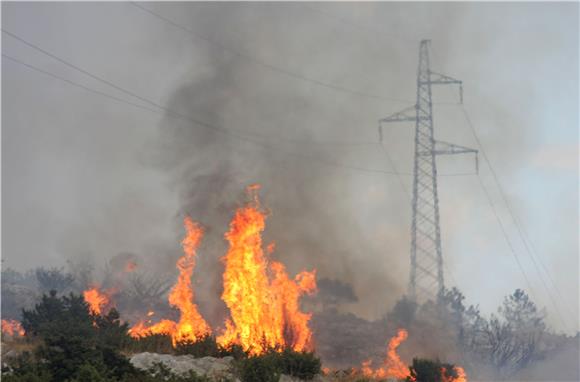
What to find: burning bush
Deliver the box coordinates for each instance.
[407,358,466,382]
[6,290,138,382]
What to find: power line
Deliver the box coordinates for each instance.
[1,53,162,115]
[2,29,164,113]
[475,173,538,299]
[1,28,381,149]
[300,4,416,44]
[513,213,576,319]
[129,2,413,105]
[460,105,572,330]
[2,51,403,176]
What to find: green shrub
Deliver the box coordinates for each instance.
[125,334,174,354]
[69,364,105,382]
[174,335,248,360]
[276,349,321,380]
[175,335,220,357]
[15,291,138,381]
[236,354,281,382]
[1,351,51,382]
[235,348,321,382]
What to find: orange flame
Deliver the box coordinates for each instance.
[362,328,468,381]
[217,185,317,355]
[442,366,468,382]
[168,217,211,344]
[1,319,25,337]
[362,328,411,380]
[83,286,111,315]
[129,319,176,338]
[129,217,210,345]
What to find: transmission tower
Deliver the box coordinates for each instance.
[379,40,478,303]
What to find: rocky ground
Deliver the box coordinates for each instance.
[129,352,371,382]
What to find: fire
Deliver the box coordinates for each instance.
[1,319,25,337]
[168,217,211,343]
[129,217,211,345]
[362,328,468,381]
[363,328,411,380]
[442,366,468,382]
[83,286,111,315]
[217,185,317,355]
[129,319,176,338]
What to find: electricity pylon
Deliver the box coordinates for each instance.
[379,40,478,303]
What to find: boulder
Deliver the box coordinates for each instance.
[130,352,236,380]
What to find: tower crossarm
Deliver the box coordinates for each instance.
[421,140,479,173]
[378,105,426,141]
[425,71,463,103]
[379,105,417,123]
[431,140,477,155]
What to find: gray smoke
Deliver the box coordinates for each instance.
[2,2,577,332]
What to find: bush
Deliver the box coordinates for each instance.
[276,349,321,380]
[1,351,51,382]
[174,335,248,360]
[237,354,281,382]
[125,334,174,354]
[236,349,321,382]
[407,358,456,382]
[175,335,221,357]
[14,291,138,382]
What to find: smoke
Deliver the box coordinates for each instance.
[2,2,578,332]
[145,6,408,323]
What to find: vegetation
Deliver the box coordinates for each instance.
[2,289,321,382]
[2,266,573,381]
[235,349,321,382]
[407,358,458,382]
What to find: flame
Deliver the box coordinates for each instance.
[129,217,210,345]
[1,319,25,337]
[83,286,111,315]
[168,217,211,344]
[362,328,468,381]
[362,328,411,380]
[217,185,317,355]
[442,366,468,382]
[128,319,176,338]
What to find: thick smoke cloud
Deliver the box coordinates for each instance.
[2,2,578,332]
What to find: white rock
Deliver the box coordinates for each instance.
[130,352,237,380]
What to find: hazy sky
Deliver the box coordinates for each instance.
[2,2,578,334]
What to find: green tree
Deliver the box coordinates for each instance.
[19,291,137,381]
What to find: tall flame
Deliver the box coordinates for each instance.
[83,286,111,315]
[168,217,211,344]
[1,319,25,337]
[129,217,211,345]
[362,328,411,380]
[217,185,317,355]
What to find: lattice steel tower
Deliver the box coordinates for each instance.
[379,40,478,302]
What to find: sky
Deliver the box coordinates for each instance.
[2,2,578,334]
